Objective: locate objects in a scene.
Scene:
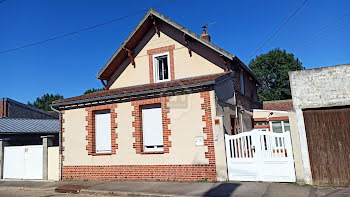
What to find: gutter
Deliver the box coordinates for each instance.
[50,104,63,181]
[53,79,229,108]
[54,73,234,108]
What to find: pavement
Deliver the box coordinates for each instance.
[0,180,349,197]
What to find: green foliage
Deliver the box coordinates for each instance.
[249,49,304,101]
[84,88,105,94]
[28,93,64,111]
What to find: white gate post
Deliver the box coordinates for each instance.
[284,131,296,181]
[251,130,263,181]
[0,139,9,179]
[41,135,54,180]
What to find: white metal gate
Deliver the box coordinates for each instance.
[3,145,43,179]
[225,129,296,182]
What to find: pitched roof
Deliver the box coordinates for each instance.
[53,72,229,107]
[0,118,59,134]
[96,8,257,82]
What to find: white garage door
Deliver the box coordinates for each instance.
[3,145,43,179]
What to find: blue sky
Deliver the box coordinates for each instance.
[1,0,349,104]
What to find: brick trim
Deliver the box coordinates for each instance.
[85,104,118,155]
[200,92,216,164]
[62,164,216,181]
[131,97,171,154]
[147,45,175,83]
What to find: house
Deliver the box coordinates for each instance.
[289,64,350,187]
[0,98,59,180]
[52,9,260,181]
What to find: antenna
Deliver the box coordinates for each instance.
[202,22,216,34]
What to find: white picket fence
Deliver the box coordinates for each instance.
[225,129,296,182]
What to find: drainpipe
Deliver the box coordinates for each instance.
[50,104,63,181]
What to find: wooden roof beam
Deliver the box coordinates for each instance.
[123,47,136,68]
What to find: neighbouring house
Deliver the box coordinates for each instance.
[289,64,350,187]
[51,9,261,182]
[0,98,59,181]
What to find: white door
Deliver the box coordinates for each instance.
[3,145,43,179]
[225,129,296,182]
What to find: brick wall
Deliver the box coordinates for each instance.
[62,164,216,181]
[0,101,6,117]
[263,99,293,111]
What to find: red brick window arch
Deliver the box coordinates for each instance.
[131,97,171,154]
[85,104,118,155]
[147,45,175,84]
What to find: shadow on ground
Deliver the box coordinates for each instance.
[203,183,241,197]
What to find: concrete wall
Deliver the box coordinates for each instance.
[48,146,59,181]
[63,92,210,166]
[288,110,305,183]
[253,109,289,119]
[289,64,350,184]
[210,91,228,181]
[289,64,350,110]
[109,27,224,89]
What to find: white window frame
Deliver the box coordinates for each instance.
[142,104,164,152]
[269,120,290,133]
[240,70,245,94]
[153,52,170,83]
[95,110,112,153]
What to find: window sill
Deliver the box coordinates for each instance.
[91,152,113,156]
[141,151,164,154]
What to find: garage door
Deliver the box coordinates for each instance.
[303,107,350,186]
[3,145,43,179]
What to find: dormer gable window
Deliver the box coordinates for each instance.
[153,52,170,82]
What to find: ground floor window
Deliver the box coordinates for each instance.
[142,104,164,152]
[270,120,290,133]
[95,110,112,153]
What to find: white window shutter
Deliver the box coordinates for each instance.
[95,112,112,153]
[142,105,163,148]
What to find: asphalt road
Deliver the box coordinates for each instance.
[0,187,107,197]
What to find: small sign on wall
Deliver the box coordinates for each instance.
[195,136,204,146]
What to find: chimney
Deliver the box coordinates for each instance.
[200,25,211,42]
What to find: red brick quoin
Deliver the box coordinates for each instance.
[62,164,216,181]
[131,97,171,154]
[200,91,216,164]
[85,104,118,155]
[147,45,175,84]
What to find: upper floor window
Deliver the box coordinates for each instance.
[153,52,170,82]
[240,70,245,94]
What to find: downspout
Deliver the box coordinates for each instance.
[50,104,63,181]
